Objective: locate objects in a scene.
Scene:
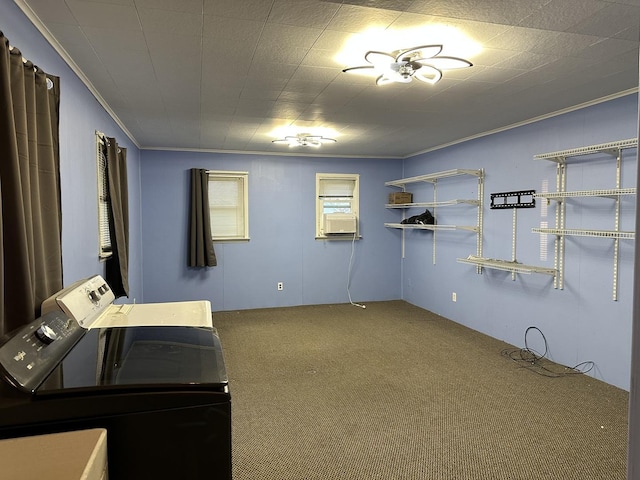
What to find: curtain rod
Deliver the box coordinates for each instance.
[205,170,248,175]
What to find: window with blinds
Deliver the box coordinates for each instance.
[96,133,112,258]
[316,173,360,237]
[208,171,249,240]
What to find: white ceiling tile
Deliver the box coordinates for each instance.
[277,91,319,104]
[45,23,93,56]
[471,47,519,67]
[493,51,557,70]
[247,62,298,82]
[313,29,358,50]
[290,65,340,83]
[326,4,401,33]
[65,0,141,29]
[145,32,202,57]
[235,99,276,116]
[253,44,311,65]
[578,37,639,61]
[81,0,135,6]
[259,23,324,49]
[517,0,609,33]
[282,79,329,95]
[103,52,155,86]
[203,0,274,21]
[268,0,341,28]
[270,102,309,118]
[407,0,549,25]
[301,49,343,68]
[137,8,203,35]
[21,0,77,24]
[134,0,203,13]
[202,15,265,49]
[239,88,283,102]
[485,26,599,56]
[82,26,148,55]
[568,3,640,39]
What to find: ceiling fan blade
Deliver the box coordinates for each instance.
[342,65,377,75]
[395,45,442,62]
[364,50,395,67]
[413,65,442,84]
[376,74,395,86]
[418,56,473,70]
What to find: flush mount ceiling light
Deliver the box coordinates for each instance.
[272,133,337,148]
[342,44,472,85]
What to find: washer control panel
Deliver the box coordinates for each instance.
[0,310,85,393]
[41,275,115,327]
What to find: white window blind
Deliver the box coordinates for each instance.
[318,178,355,197]
[208,171,249,240]
[96,132,112,258]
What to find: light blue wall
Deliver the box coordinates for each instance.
[400,94,638,390]
[3,0,143,300]
[140,151,403,310]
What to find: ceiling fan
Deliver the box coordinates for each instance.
[342,44,472,85]
[272,133,337,148]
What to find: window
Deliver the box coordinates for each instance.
[96,132,112,259]
[316,173,360,238]
[208,171,249,240]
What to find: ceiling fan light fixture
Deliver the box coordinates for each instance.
[272,133,337,148]
[419,56,473,70]
[396,45,443,62]
[414,65,442,84]
[342,43,472,86]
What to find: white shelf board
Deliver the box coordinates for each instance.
[532,227,635,239]
[385,169,483,188]
[534,138,638,162]
[385,199,480,209]
[385,223,477,232]
[534,188,636,200]
[457,255,556,275]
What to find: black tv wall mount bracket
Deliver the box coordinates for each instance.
[490,190,536,209]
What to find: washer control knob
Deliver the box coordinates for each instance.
[35,325,57,344]
[88,290,101,303]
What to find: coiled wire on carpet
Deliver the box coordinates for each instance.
[501,326,595,378]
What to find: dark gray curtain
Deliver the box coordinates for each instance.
[188,168,217,267]
[0,32,62,336]
[105,137,129,298]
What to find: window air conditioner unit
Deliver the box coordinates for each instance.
[324,213,357,234]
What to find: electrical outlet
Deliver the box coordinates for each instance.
[452,292,457,302]
[277,282,284,291]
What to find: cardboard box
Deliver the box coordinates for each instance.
[388,192,413,204]
[0,428,108,479]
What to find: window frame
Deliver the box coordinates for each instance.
[208,170,250,242]
[315,172,360,239]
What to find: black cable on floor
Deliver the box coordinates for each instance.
[501,326,595,378]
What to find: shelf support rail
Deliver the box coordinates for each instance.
[613,146,622,300]
[476,170,484,274]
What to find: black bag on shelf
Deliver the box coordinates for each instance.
[401,209,435,225]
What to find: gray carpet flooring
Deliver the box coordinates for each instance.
[214,300,628,480]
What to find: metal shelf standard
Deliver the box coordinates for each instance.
[532,138,637,300]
